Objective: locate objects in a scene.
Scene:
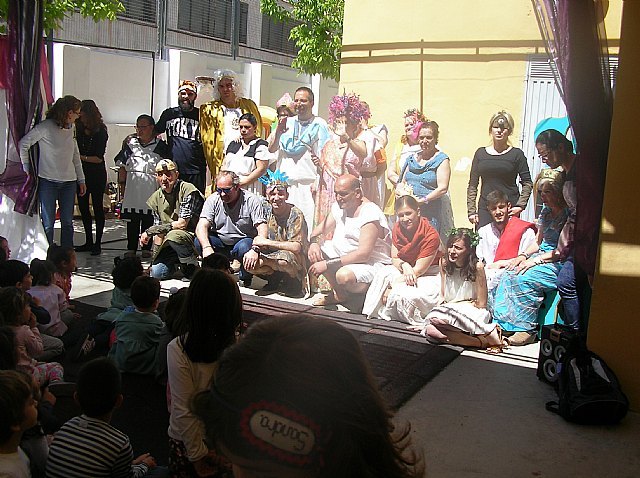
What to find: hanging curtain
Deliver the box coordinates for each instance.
[0,0,45,216]
[532,0,613,277]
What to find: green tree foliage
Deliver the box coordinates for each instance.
[261,0,344,81]
[0,0,124,33]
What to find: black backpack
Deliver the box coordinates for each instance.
[545,342,629,425]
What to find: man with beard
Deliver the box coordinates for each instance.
[155,80,206,193]
[270,86,331,232]
[246,170,309,297]
[141,160,204,280]
[195,170,267,288]
[308,174,391,307]
[476,189,537,290]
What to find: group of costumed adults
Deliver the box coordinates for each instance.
[16,66,579,350]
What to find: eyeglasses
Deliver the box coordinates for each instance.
[216,187,235,194]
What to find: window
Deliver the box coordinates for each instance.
[178,0,248,44]
[261,14,298,55]
[118,0,157,23]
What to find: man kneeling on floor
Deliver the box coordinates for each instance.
[308,174,391,307]
[246,170,309,296]
[141,160,204,280]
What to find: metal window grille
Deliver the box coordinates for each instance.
[177,0,248,44]
[118,0,157,24]
[260,13,297,55]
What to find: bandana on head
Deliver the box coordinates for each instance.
[259,169,290,192]
[178,80,197,95]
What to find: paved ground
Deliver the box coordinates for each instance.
[67,220,640,477]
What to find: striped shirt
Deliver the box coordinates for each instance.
[46,415,149,478]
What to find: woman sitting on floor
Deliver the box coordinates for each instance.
[411,228,505,351]
[491,169,569,346]
[363,195,441,325]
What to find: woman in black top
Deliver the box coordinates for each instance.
[75,100,109,255]
[466,110,533,228]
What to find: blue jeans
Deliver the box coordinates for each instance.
[557,258,580,331]
[195,235,253,281]
[150,240,198,280]
[39,178,78,247]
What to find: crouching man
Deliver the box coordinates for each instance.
[141,160,204,279]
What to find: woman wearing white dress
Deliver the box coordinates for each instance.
[411,228,506,351]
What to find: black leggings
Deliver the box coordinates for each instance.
[77,162,107,245]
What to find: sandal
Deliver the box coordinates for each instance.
[477,325,509,354]
[312,294,341,307]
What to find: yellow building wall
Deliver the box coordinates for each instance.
[588,0,640,409]
[340,0,621,225]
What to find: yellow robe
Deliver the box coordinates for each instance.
[199,98,262,179]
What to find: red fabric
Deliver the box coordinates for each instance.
[392,217,441,266]
[494,216,537,261]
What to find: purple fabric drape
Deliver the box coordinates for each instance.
[533,0,613,276]
[0,0,45,215]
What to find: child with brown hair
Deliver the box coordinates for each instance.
[0,370,39,476]
[0,287,65,386]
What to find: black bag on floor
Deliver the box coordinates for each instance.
[545,342,629,425]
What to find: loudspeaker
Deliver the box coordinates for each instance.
[537,324,576,385]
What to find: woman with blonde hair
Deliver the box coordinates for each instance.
[385,108,426,214]
[466,110,533,228]
[19,96,86,247]
[491,168,568,345]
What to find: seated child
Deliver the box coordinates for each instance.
[108,276,166,375]
[1,260,64,361]
[28,259,71,338]
[77,257,145,359]
[46,245,78,320]
[201,252,231,272]
[156,287,187,385]
[0,370,39,477]
[0,234,10,262]
[46,358,160,477]
[0,287,64,386]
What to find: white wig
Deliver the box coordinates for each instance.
[211,69,244,100]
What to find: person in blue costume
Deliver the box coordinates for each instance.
[491,169,569,345]
[396,121,454,240]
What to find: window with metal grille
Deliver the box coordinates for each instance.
[118,0,157,24]
[261,14,297,55]
[177,0,248,44]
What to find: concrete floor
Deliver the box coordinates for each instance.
[67,220,640,478]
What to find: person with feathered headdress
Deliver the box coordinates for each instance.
[314,92,380,230]
[245,170,309,296]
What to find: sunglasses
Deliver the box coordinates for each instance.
[216,187,235,194]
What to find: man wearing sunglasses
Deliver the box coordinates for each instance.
[195,170,267,287]
[141,160,204,280]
